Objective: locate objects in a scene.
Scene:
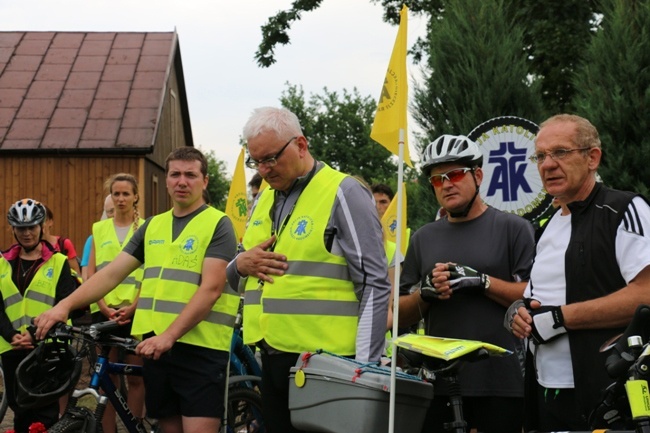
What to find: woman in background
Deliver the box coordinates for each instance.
[87,174,145,432]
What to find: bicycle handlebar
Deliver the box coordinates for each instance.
[605,304,650,378]
[38,321,141,352]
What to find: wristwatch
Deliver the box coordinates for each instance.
[484,275,491,292]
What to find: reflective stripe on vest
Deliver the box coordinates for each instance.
[132,207,237,350]
[90,218,144,313]
[0,253,66,354]
[263,298,358,316]
[243,164,358,355]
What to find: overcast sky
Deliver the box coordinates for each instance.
[2,0,427,177]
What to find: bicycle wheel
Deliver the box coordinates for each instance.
[226,387,265,433]
[0,362,7,423]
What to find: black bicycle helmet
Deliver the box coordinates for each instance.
[15,340,82,409]
[7,198,47,227]
[421,134,483,175]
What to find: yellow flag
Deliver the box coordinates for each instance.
[370,5,413,168]
[225,148,248,241]
[381,182,408,256]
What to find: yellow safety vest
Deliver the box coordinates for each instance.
[90,218,145,313]
[0,253,66,354]
[243,165,358,355]
[131,207,238,350]
[385,239,396,267]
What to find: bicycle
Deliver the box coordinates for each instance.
[33,321,159,433]
[224,297,264,433]
[37,317,263,433]
[393,333,512,433]
[0,360,7,423]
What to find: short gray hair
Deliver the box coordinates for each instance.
[242,107,303,141]
[539,114,601,149]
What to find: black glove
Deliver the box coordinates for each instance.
[530,305,567,344]
[448,264,488,295]
[419,274,441,302]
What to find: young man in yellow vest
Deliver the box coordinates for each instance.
[35,148,239,433]
[228,107,391,433]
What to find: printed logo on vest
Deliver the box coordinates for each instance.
[179,235,199,254]
[290,215,314,240]
[45,267,54,279]
[252,219,262,226]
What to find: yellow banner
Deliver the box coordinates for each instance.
[393,334,511,361]
[370,4,413,168]
[225,148,248,241]
[381,182,408,256]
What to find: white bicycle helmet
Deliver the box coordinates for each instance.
[7,198,46,227]
[421,135,483,175]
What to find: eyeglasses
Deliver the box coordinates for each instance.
[429,167,474,188]
[529,147,592,164]
[245,136,297,169]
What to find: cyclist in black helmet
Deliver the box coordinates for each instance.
[0,198,79,432]
[396,135,536,433]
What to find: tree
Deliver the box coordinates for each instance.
[279,83,401,185]
[413,0,544,142]
[406,0,545,227]
[572,0,650,197]
[255,0,441,67]
[200,148,231,209]
[255,1,599,115]
[511,0,598,114]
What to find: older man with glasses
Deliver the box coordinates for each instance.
[227,106,390,433]
[397,134,535,433]
[507,114,650,432]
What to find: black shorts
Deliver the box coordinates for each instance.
[143,341,228,419]
[90,311,134,339]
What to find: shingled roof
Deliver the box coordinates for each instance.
[0,31,192,153]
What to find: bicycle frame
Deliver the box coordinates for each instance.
[75,344,148,433]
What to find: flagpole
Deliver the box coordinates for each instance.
[388,128,405,433]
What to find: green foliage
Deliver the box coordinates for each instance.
[512,0,597,114]
[256,1,599,114]
[413,0,544,143]
[200,148,231,209]
[407,0,544,226]
[572,0,650,197]
[255,0,323,67]
[279,83,401,185]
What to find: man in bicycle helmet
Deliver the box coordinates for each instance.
[397,135,536,433]
[0,198,79,432]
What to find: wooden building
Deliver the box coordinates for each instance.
[0,30,193,252]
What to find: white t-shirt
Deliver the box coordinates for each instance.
[524,196,650,388]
